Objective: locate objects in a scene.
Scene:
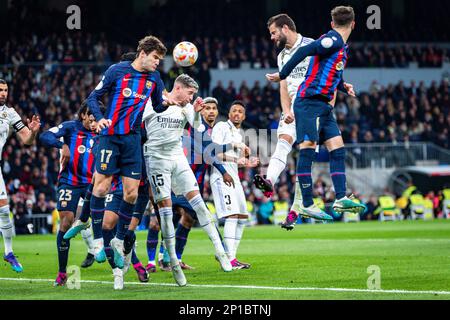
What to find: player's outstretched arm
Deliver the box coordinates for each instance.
[16,115,41,146]
[86,65,116,126]
[280,80,294,124]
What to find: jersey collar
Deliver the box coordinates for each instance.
[285,33,303,54]
[227,119,238,130]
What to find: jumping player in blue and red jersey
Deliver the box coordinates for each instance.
[40,101,105,286]
[266,6,366,229]
[82,36,175,264]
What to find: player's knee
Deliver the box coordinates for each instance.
[60,214,74,232]
[279,135,294,146]
[300,140,316,149]
[123,189,138,204]
[180,213,194,228]
[330,147,346,161]
[94,183,111,197]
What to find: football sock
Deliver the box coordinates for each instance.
[330,148,347,200]
[175,223,191,260]
[103,228,116,269]
[189,194,225,254]
[146,228,159,263]
[290,177,304,212]
[223,218,238,260]
[81,227,95,255]
[116,200,134,240]
[57,231,70,273]
[266,138,292,185]
[79,184,93,223]
[90,195,106,240]
[234,219,247,257]
[0,205,13,255]
[131,249,139,265]
[297,148,316,208]
[159,207,178,266]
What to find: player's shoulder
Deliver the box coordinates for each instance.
[213,121,228,130]
[301,36,315,46]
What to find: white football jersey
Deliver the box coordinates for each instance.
[210,120,243,184]
[143,103,199,160]
[277,34,314,100]
[0,105,24,160]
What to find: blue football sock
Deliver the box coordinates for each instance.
[116,200,134,240]
[90,195,105,240]
[175,224,191,260]
[79,184,93,223]
[57,231,70,273]
[146,228,159,263]
[103,228,116,269]
[131,250,140,265]
[330,148,347,200]
[297,148,316,208]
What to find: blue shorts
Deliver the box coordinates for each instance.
[57,184,88,214]
[171,194,197,220]
[95,133,142,179]
[105,191,122,214]
[294,97,341,144]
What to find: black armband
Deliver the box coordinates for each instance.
[13,120,26,132]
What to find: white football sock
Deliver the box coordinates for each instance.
[223,218,238,260]
[0,205,13,255]
[189,195,225,255]
[81,227,95,255]
[266,139,292,185]
[159,207,178,266]
[290,177,304,213]
[234,218,247,258]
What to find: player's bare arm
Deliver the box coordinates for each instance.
[16,114,41,145]
[280,80,294,124]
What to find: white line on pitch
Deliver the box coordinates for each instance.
[0,277,449,296]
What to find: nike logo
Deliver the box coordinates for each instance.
[123,78,131,81]
[131,172,140,176]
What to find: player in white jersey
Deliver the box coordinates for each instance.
[0,79,41,272]
[143,74,233,286]
[210,101,259,269]
[253,14,333,225]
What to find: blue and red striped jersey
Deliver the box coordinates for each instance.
[87,61,165,136]
[183,118,227,193]
[280,29,349,102]
[40,121,96,187]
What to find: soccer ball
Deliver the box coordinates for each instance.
[172,41,198,67]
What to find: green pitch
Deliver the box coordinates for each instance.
[1,220,450,300]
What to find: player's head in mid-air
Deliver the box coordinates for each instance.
[170,74,199,107]
[331,6,355,32]
[267,13,298,49]
[228,100,246,128]
[132,35,167,72]
[0,79,8,105]
[201,97,219,126]
[78,100,105,131]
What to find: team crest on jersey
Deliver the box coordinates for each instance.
[77,145,86,154]
[146,81,153,89]
[122,88,132,98]
[1,112,7,119]
[336,61,344,71]
[101,163,107,170]
[61,201,68,208]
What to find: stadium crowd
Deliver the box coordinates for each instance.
[1,32,449,69]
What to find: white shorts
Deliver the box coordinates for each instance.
[277,103,297,140]
[0,169,7,201]
[211,178,248,219]
[145,156,199,203]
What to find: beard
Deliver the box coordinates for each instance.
[0,98,5,105]
[276,35,287,49]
